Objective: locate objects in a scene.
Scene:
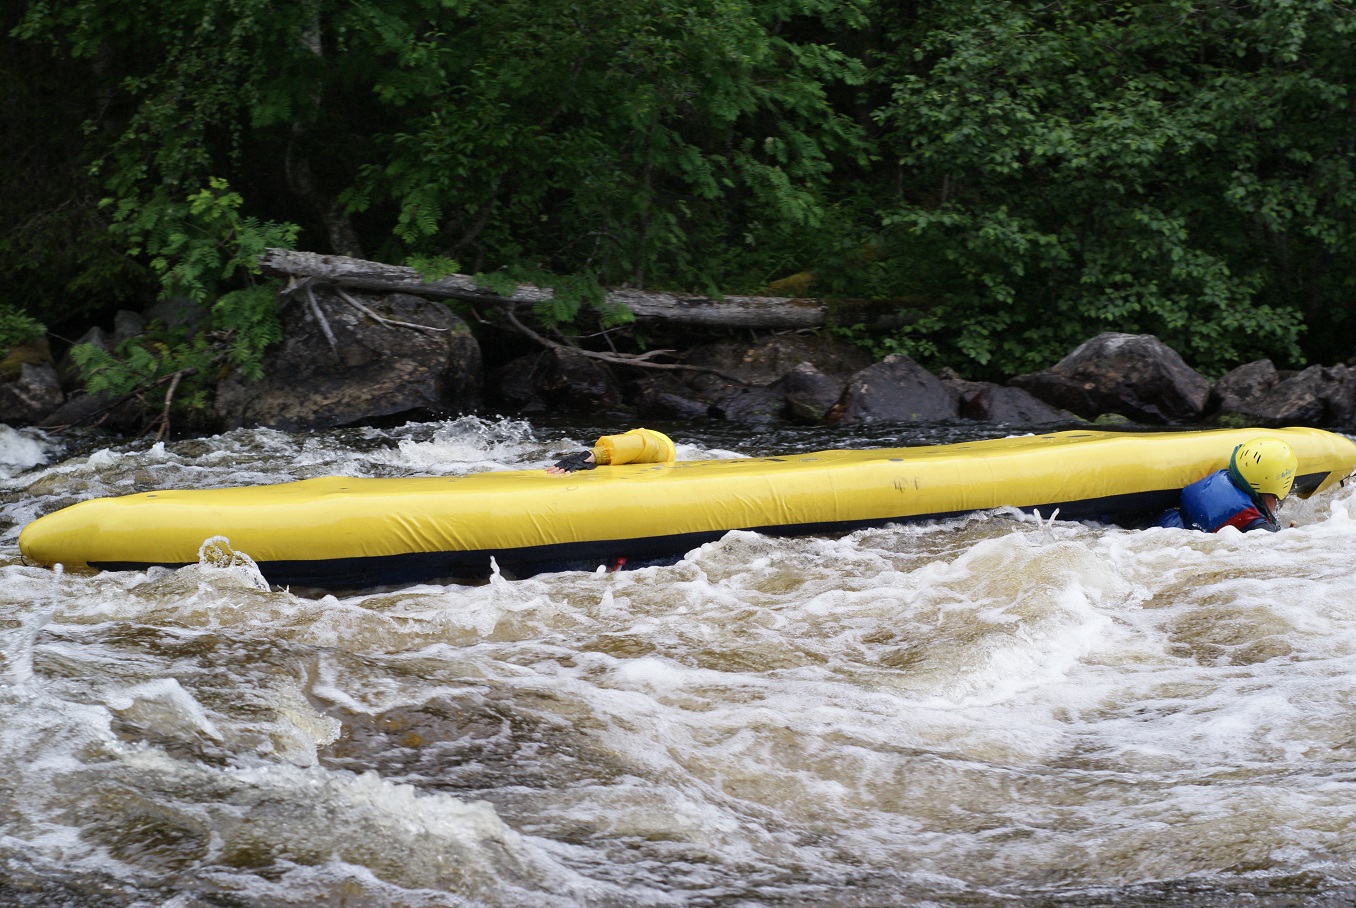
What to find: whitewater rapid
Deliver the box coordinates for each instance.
[1,417,1354,907]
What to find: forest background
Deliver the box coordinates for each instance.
[2,0,1355,399]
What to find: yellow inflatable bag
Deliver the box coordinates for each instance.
[592,428,676,466]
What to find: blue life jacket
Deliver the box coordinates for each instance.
[1155,469,1277,533]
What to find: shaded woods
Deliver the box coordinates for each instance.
[2,0,1355,423]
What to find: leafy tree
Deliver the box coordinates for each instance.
[10,0,1356,389]
[865,0,1356,376]
[63,178,297,420]
[341,0,872,304]
[0,7,145,323]
[14,0,870,320]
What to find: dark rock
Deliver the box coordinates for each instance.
[681,334,873,419]
[112,310,146,346]
[774,362,844,424]
[532,348,623,412]
[684,334,872,389]
[947,380,1075,424]
[943,378,987,411]
[56,327,111,392]
[629,377,713,420]
[713,385,785,425]
[490,355,549,414]
[144,295,211,334]
[826,354,959,425]
[1210,360,1279,417]
[0,358,64,426]
[1328,367,1356,428]
[215,289,482,431]
[488,348,623,415]
[38,391,144,433]
[68,326,111,354]
[1235,365,1356,428]
[1010,332,1209,424]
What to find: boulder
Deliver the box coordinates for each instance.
[489,354,548,414]
[1209,360,1279,418]
[1231,365,1356,428]
[0,356,64,426]
[774,362,845,424]
[680,334,872,419]
[1010,333,1209,424]
[488,348,622,415]
[826,354,959,424]
[684,333,871,388]
[530,347,623,412]
[215,289,481,431]
[712,385,785,425]
[112,310,146,347]
[38,390,144,434]
[628,377,713,420]
[946,379,1076,424]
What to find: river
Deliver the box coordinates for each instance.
[1,415,1354,907]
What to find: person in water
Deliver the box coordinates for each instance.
[546,428,677,474]
[1155,436,1298,532]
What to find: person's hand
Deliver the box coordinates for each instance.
[546,451,596,474]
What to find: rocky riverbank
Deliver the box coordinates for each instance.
[4,281,1354,438]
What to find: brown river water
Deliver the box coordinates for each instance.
[1,416,1355,907]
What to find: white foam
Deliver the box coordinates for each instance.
[380,415,545,473]
[106,677,224,741]
[8,431,1356,901]
[0,425,50,478]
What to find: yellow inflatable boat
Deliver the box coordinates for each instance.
[18,427,1356,589]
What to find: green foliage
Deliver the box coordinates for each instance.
[98,178,295,384]
[532,276,597,329]
[212,285,283,381]
[0,306,46,349]
[338,0,872,292]
[10,0,1356,382]
[472,271,524,299]
[69,332,213,412]
[832,310,947,364]
[106,177,298,304]
[65,179,296,400]
[474,267,629,329]
[406,256,461,282]
[866,0,1356,376]
[537,273,616,329]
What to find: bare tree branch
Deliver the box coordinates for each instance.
[500,307,747,384]
[333,286,448,335]
[152,369,189,441]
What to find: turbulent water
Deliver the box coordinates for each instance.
[2,416,1356,907]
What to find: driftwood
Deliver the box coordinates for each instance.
[498,307,750,385]
[42,368,198,438]
[259,248,826,329]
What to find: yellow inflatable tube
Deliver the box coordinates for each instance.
[592,428,676,466]
[18,427,1356,589]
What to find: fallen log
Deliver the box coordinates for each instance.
[258,248,826,329]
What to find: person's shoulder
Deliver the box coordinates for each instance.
[1185,469,1229,492]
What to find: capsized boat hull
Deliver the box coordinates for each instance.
[19,428,1356,588]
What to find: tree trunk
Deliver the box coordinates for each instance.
[258,249,827,329]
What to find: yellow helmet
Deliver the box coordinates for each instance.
[1228,436,1298,500]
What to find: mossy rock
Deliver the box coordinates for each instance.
[0,340,53,383]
